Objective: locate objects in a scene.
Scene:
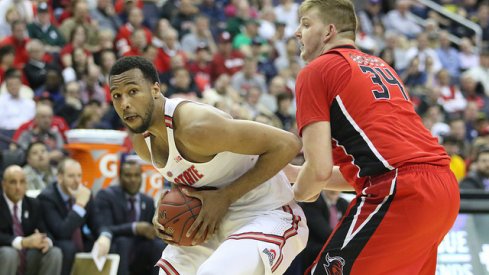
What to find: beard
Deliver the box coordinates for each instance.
[124,100,154,134]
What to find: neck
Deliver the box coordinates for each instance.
[320,37,356,55]
[147,97,167,138]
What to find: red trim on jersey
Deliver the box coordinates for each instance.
[226,205,301,272]
[156,259,180,275]
[164,115,173,129]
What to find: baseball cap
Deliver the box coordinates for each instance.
[38,2,49,13]
[369,0,381,4]
[219,31,232,43]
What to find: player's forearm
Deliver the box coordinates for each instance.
[294,160,331,202]
[222,137,301,204]
[325,167,354,192]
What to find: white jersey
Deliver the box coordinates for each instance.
[145,98,294,211]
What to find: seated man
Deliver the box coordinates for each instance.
[95,158,165,275]
[38,159,112,275]
[23,141,57,192]
[0,165,62,275]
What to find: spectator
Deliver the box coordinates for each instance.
[166,67,201,99]
[0,45,15,83]
[257,6,277,40]
[232,19,262,50]
[38,159,112,275]
[115,7,152,57]
[0,20,30,67]
[464,48,489,96]
[170,0,198,39]
[187,43,213,92]
[275,92,295,131]
[17,104,65,163]
[181,15,217,59]
[153,28,186,75]
[384,0,423,39]
[273,0,299,38]
[231,57,267,95]
[55,81,83,127]
[123,29,148,57]
[458,37,479,72]
[23,40,56,92]
[0,69,35,131]
[357,0,385,36]
[435,69,467,116]
[23,141,58,192]
[405,32,443,74]
[95,159,165,275]
[59,1,99,53]
[460,147,489,190]
[59,25,92,68]
[27,3,65,54]
[0,165,62,275]
[436,30,461,79]
[210,31,244,82]
[0,6,20,38]
[89,0,122,37]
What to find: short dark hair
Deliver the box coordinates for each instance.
[119,159,141,177]
[109,56,159,84]
[4,68,20,80]
[0,45,15,61]
[26,141,48,158]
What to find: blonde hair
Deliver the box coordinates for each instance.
[299,0,357,36]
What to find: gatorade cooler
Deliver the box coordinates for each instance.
[65,129,128,194]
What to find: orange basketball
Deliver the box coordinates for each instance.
[157,186,202,246]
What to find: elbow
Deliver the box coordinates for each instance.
[282,132,302,157]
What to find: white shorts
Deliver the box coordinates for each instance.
[157,201,308,275]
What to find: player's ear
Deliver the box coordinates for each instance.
[323,24,335,43]
[151,82,160,99]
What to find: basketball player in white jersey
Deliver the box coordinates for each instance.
[108,56,308,274]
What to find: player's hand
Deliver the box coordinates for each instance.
[152,196,177,245]
[182,187,231,245]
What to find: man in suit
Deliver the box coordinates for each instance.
[38,158,112,275]
[0,165,62,275]
[95,158,165,275]
[287,190,349,274]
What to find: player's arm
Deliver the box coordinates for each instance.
[178,103,301,244]
[182,106,301,202]
[294,122,353,202]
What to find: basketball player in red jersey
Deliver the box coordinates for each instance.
[286,0,460,274]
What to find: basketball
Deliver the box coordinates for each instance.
[157,186,202,246]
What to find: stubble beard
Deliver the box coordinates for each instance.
[124,100,155,134]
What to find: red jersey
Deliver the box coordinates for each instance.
[296,45,449,188]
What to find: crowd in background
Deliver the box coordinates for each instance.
[1,0,489,274]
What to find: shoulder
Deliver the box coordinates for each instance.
[174,102,231,138]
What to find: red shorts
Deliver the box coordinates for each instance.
[307,164,460,275]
